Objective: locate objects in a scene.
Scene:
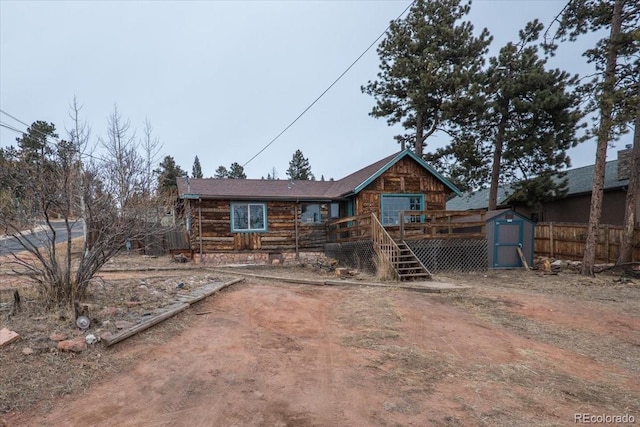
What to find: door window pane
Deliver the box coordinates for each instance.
[381,195,423,225]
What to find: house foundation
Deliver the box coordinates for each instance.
[193,251,324,266]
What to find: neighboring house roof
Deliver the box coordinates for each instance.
[177,149,461,201]
[447,159,628,211]
[446,185,516,211]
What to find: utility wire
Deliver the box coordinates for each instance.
[0,121,25,135]
[0,110,110,163]
[0,108,64,144]
[242,0,415,168]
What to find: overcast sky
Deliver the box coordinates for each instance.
[0,0,631,182]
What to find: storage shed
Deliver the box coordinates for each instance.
[486,210,535,269]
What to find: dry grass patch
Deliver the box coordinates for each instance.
[439,291,640,374]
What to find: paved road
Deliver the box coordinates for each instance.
[0,220,84,256]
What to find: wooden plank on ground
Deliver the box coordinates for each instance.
[104,278,244,347]
[516,247,530,270]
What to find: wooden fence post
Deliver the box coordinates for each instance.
[605,224,610,263]
[550,222,554,258]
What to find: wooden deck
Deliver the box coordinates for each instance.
[328,211,487,281]
[327,210,488,244]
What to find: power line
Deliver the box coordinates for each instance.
[0,109,64,144]
[0,111,111,163]
[242,0,416,168]
[0,109,33,130]
[0,120,25,136]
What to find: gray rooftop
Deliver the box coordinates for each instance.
[447,159,628,211]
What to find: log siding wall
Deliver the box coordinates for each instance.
[354,157,450,219]
[189,199,327,253]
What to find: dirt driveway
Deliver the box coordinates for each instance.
[4,266,639,427]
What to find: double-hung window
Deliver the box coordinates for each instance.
[381,195,423,225]
[231,202,267,232]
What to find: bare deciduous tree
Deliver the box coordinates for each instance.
[141,117,163,198]
[1,110,168,316]
[99,105,144,213]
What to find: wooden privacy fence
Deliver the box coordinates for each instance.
[535,222,640,263]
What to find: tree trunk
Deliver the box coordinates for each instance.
[618,106,640,263]
[489,110,508,211]
[415,112,424,157]
[582,0,624,276]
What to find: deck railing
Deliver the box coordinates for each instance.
[327,210,487,243]
[397,210,487,241]
[371,213,401,280]
[326,214,372,243]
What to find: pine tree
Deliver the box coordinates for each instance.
[228,162,246,179]
[214,166,228,178]
[428,20,585,212]
[548,0,639,274]
[192,155,203,178]
[286,150,314,180]
[156,155,187,193]
[361,0,491,156]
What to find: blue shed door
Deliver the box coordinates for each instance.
[493,219,524,268]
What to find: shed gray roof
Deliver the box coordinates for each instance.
[447,159,628,211]
[178,150,461,201]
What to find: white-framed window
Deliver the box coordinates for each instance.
[381,194,423,225]
[231,202,267,232]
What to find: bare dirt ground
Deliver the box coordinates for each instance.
[1,254,639,426]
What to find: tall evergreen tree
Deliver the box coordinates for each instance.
[548,0,639,274]
[428,21,585,212]
[192,155,203,178]
[228,162,247,179]
[361,0,491,156]
[16,121,57,165]
[214,165,228,178]
[156,155,187,193]
[286,149,314,180]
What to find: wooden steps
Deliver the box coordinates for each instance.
[392,242,432,281]
[370,213,431,282]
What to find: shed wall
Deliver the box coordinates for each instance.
[486,211,535,269]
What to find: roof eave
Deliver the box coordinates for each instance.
[182,194,341,202]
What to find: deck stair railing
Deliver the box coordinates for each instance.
[371,213,432,281]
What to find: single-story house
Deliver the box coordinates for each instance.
[447,146,638,227]
[177,149,461,264]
